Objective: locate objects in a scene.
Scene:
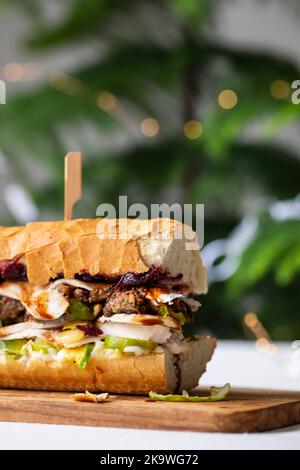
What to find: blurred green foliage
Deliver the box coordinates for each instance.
[0,0,300,338]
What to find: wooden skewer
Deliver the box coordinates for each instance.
[64,152,82,221]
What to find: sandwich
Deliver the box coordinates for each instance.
[0,218,216,394]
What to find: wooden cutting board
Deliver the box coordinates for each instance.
[0,387,300,433]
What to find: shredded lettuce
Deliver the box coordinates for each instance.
[62,343,95,369]
[77,343,94,369]
[149,383,231,402]
[0,339,27,354]
[0,338,94,369]
[20,339,59,355]
[104,336,156,352]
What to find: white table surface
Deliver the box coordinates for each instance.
[1,340,300,450]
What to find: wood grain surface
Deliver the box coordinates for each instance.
[0,387,300,433]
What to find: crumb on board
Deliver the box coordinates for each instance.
[72,391,113,403]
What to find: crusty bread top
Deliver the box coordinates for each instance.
[0,218,207,293]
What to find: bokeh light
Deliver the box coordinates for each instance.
[97,91,117,112]
[49,72,80,94]
[3,62,24,82]
[183,120,203,140]
[140,118,160,137]
[270,80,290,100]
[244,312,258,329]
[218,89,238,109]
[49,72,72,90]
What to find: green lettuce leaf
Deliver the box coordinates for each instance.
[104,336,156,352]
[20,339,59,355]
[170,311,186,325]
[158,305,186,325]
[149,383,231,402]
[68,300,93,320]
[157,305,170,317]
[77,343,94,370]
[1,339,28,354]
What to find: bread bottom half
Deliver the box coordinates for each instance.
[0,336,216,394]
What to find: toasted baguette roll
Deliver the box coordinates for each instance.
[0,218,207,293]
[0,337,216,394]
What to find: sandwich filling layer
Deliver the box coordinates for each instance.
[0,271,201,369]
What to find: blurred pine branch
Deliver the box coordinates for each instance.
[0,0,299,338]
